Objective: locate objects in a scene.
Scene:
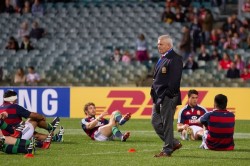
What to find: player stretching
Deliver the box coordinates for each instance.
[81,102,131,142]
[0,90,64,146]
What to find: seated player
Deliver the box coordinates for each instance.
[198,94,235,150]
[0,112,48,154]
[177,89,208,140]
[0,90,64,143]
[81,102,131,142]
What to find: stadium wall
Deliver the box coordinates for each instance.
[0,87,249,120]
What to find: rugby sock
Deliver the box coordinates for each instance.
[52,134,59,142]
[35,141,43,148]
[2,144,28,154]
[0,119,14,134]
[15,138,31,147]
[47,123,53,131]
[112,126,122,139]
[114,112,122,123]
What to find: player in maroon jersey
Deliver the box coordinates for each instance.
[177,89,208,140]
[81,102,131,141]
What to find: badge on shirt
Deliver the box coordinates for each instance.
[162,67,167,74]
[197,110,200,115]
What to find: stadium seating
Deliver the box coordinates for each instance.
[0,1,249,87]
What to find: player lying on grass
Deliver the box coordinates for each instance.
[177,89,208,140]
[81,102,131,142]
[0,112,51,154]
[0,90,64,143]
[197,94,235,150]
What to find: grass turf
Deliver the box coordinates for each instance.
[0,119,250,166]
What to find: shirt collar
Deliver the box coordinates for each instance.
[162,48,173,57]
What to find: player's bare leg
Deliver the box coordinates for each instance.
[98,111,130,141]
[195,130,204,140]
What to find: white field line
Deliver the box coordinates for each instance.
[62,129,250,139]
[68,149,167,156]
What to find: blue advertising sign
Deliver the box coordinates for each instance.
[0,87,70,117]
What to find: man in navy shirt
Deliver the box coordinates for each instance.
[198,94,235,150]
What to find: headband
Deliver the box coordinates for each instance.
[4,95,17,102]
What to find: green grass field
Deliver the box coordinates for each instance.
[1,119,250,166]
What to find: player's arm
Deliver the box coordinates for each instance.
[28,112,46,122]
[177,123,189,132]
[16,105,45,121]
[85,112,108,130]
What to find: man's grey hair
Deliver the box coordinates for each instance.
[158,35,173,48]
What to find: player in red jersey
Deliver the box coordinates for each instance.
[198,94,235,150]
[81,102,131,142]
[177,89,208,140]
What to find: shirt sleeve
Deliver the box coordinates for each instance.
[199,112,212,125]
[81,118,88,130]
[15,105,31,119]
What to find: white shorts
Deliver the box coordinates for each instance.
[21,122,35,140]
[94,128,109,141]
[189,125,203,136]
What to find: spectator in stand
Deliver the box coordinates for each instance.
[165,0,178,8]
[234,54,245,72]
[231,33,240,48]
[218,52,232,70]
[175,7,185,23]
[247,35,250,49]
[110,48,122,62]
[178,0,191,7]
[210,49,222,61]
[121,50,131,64]
[26,66,41,85]
[161,6,175,24]
[15,0,25,13]
[201,9,214,44]
[185,6,195,23]
[222,16,234,33]
[198,44,210,62]
[231,14,242,31]
[17,21,29,39]
[226,62,240,79]
[246,59,250,69]
[31,0,44,16]
[21,0,31,14]
[20,35,34,52]
[217,29,226,49]
[179,25,191,62]
[5,36,19,51]
[210,29,218,46]
[29,21,46,40]
[135,33,149,62]
[14,67,26,85]
[4,0,15,13]
[238,26,248,47]
[240,67,250,81]
[190,17,202,52]
[223,36,238,50]
[183,55,199,71]
[242,0,250,12]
